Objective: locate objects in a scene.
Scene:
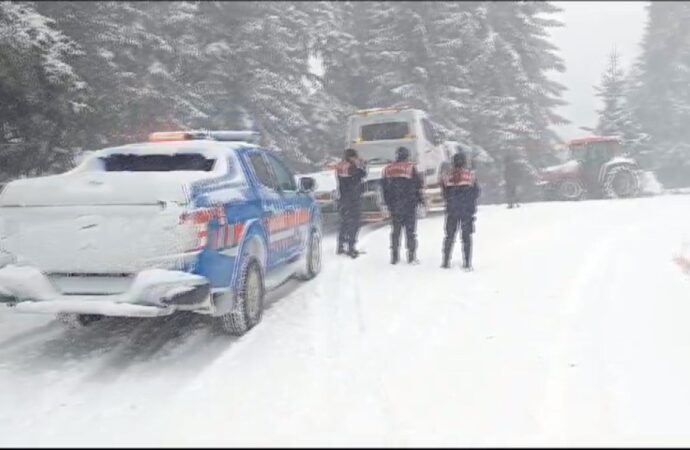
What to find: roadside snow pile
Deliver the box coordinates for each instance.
[640,171,664,195]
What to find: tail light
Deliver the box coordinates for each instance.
[179,207,225,252]
[179,206,246,253]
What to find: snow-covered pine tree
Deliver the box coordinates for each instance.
[362,2,434,110]
[482,0,567,167]
[594,48,647,155]
[194,1,315,168]
[0,2,85,182]
[424,1,481,145]
[34,1,206,148]
[629,1,690,187]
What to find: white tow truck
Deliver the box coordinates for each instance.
[344,107,455,221]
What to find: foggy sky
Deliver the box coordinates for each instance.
[549,1,648,141]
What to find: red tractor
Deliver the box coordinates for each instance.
[540,136,642,201]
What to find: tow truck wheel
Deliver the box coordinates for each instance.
[57,313,103,328]
[217,257,264,336]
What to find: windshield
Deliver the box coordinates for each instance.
[360,121,410,141]
[101,153,216,172]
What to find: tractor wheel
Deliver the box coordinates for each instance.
[557,179,585,201]
[603,166,640,199]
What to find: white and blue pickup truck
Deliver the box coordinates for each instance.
[0,130,322,335]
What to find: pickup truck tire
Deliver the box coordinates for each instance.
[57,312,103,328]
[217,257,264,336]
[297,228,322,280]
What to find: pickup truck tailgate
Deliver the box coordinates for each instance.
[0,204,197,274]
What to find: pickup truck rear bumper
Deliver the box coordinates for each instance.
[0,265,215,318]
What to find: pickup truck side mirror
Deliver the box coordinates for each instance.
[298,176,317,193]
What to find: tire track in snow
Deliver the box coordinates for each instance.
[300,229,402,444]
[537,220,650,443]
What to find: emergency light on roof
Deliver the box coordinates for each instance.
[148,130,261,144]
[148,131,206,142]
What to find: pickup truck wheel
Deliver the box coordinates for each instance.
[298,229,322,280]
[57,313,103,328]
[217,257,264,336]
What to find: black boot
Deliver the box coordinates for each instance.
[441,252,450,269]
[336,246,345,255]
[347,244,360,259]
[391,249,399,265]
[442,238,453,269]
[462,239,473,271]
[408,250,419,265]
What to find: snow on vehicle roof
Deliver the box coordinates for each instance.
[96,139,256,159]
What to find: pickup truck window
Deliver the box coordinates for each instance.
[102,153,216,172]
[265,154,297,191]
[248,153,276,189]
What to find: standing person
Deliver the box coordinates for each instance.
[504,153,520,208]
[441,150,480,270]
[335,148,367,258]
[382,146,424,265]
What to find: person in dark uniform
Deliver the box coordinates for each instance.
[335,148,367,258]
[441,150,480,270]
[504,153,520,208]
[382,146,424,265]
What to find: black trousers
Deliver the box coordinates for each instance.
[338,199,361,251]
[443,213,474,265]
[390,210,417,256]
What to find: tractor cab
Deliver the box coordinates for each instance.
[568,136,622,168]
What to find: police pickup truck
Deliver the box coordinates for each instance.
[0,130,322,336]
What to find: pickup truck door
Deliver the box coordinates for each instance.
[244,150,291,269]
[263,152,307,260]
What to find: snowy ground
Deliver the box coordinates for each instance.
[2,195,690,446]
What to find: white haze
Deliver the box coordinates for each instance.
[549,1,648,140]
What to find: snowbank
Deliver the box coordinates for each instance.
[640,171,664,195]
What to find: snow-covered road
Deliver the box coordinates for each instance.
[2,195,690,446]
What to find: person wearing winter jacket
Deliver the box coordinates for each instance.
[335,148,367,258]
[441,150,480,270]
[382,146,424,265]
